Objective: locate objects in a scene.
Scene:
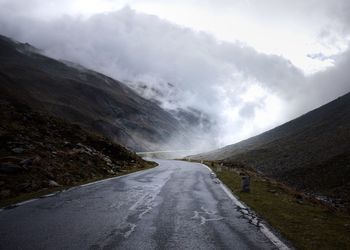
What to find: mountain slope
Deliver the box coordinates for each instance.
[0,35,182,151]
[192,92,350,201]
[0,97,155,204]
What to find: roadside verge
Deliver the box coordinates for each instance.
[200,162,291,250]
[200,161,350,250]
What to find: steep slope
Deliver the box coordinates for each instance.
[0,97,155,204]
[192,92,350,201]
[0,35,182,151]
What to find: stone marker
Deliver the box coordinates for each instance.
[241,176,250,192]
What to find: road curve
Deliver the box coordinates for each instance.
[0,159,280,250]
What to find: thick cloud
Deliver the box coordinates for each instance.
[0,2,349,151]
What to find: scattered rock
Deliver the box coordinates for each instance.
[112,165,120,170]
[107,169,116,175]
[214,178,221,184]
[0,99,148,203]
[48,180,60,187]
[12,147,25,154]
[103,157,112,164]
[0,163,23,174]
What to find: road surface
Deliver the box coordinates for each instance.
[0,159,283,249]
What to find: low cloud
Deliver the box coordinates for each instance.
[0,3,349,151]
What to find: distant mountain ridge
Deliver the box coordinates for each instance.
[0,34,184,151]
[192,92,350,202]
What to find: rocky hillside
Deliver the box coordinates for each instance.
[192,92,350,204]
[0,34,183,151]
[0,97,155,204]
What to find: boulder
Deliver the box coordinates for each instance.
[48,180,60,187]
[12,147,25,154]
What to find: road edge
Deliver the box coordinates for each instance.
[199,162,291,250]
[0,165,157,212]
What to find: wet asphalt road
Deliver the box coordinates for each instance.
[0,159,278,250]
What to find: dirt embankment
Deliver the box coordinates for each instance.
[0,98,156,205]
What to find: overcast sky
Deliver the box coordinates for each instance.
[0,0,349,149]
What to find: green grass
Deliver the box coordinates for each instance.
[0,162,157,209]
[206,162,350,250]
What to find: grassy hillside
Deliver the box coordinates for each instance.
[204,161,350,250]
[192,92,350,206]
